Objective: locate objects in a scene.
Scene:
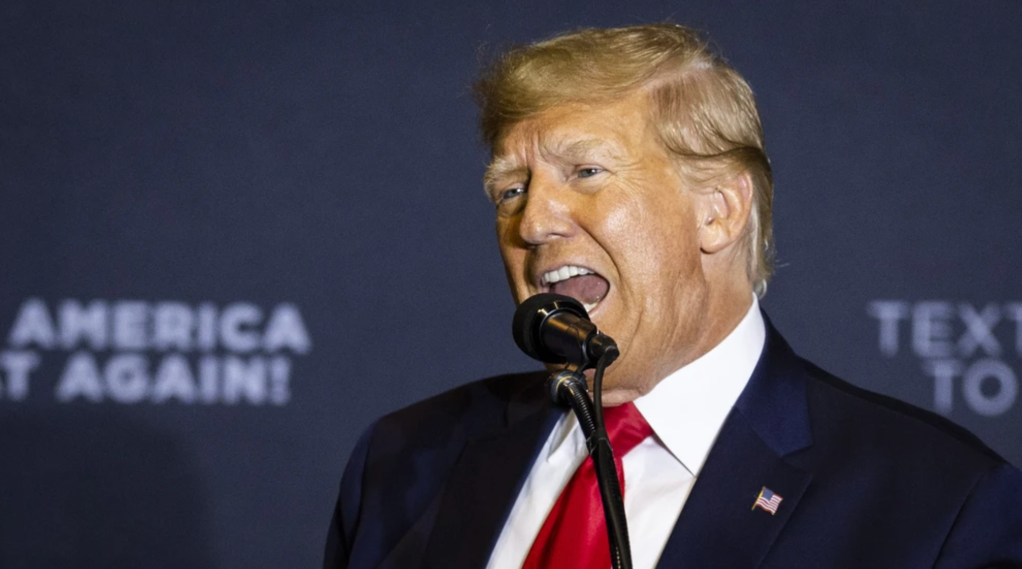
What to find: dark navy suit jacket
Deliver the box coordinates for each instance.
[324,319,1022,568]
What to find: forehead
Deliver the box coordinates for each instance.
[491,92,654,166]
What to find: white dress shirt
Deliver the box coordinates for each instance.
[486,297,766,569]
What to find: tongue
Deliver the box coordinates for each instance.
[551,274,609,306]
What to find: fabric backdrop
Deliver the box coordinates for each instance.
[1,0,1019,567]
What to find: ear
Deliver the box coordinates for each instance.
[698,171,754,255]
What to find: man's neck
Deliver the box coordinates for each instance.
[600,289,757,405]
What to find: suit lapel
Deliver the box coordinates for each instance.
[655,410,812,568]
[423,374,561,569]
[656,315,815,569]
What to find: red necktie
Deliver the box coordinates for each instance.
[522,402,653,569]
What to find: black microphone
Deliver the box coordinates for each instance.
[511,293,618,370]
[511,293,633,569]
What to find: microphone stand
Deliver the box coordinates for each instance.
[549,346,632,569]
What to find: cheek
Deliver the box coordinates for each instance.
[496,230,529,297]
[600,188,698,281]
[495,218,520,260]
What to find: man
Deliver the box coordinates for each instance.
[324,24,1022,568]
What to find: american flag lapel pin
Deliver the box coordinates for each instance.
[752,486,783,515]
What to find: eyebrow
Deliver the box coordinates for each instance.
[483,136,622,195]
[483,155,527,196]
[547,137,614,162]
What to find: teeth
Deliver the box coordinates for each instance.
[542,265,594,285]
[583,302,597,314]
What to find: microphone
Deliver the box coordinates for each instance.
[510,293,633,569]
[511,293,618,370]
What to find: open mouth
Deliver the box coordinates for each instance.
[540,265,610,315]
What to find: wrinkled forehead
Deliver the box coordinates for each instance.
[485,96,653,186]
[492,134,615,168]
[492,102,596,152]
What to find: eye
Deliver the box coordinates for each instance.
[494,185,527,216]
[498,186,526,203]
[577,167,603,179]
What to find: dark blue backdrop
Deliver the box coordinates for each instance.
[1,1,1020,567]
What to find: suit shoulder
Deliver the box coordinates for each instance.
[374,370,545,440]
[799,357,1008,469]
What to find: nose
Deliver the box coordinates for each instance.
[518,172,577,246]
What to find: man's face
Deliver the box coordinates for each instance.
[486,91,714,402]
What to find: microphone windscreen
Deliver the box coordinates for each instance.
[512,293,589,363]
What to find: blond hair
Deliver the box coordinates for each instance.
[474,24,775,296]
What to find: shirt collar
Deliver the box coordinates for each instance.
[543,297,766,471]
[633,296,765,476]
